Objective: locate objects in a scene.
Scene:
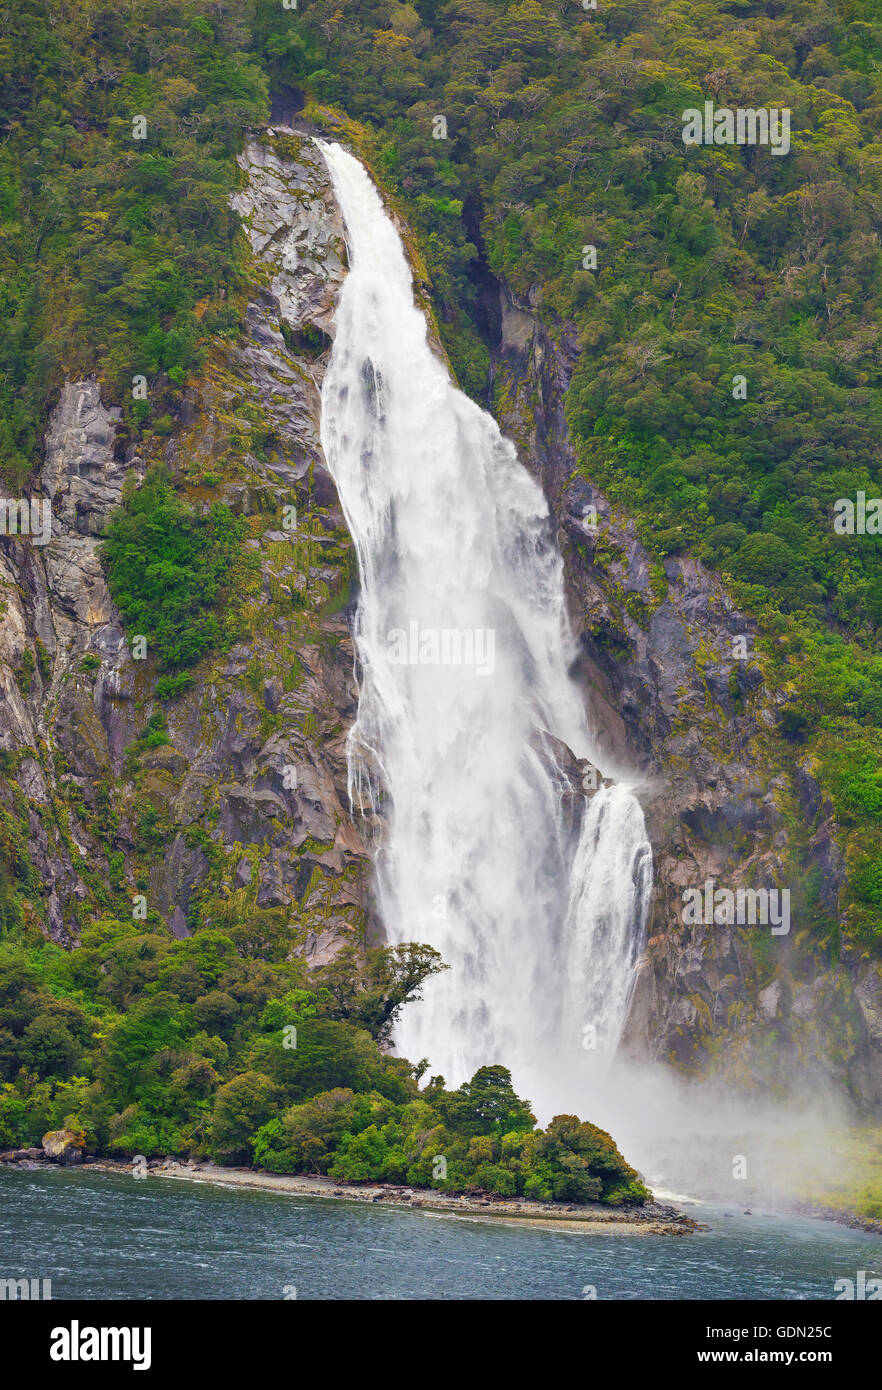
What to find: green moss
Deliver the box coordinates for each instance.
[14,648,35,695]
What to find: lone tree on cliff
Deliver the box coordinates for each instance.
[313,942,447,1047]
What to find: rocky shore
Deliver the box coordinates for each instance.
[786,1200,882,1239]
[9,1132,882,1235]
[149,1161,700,1233]
[0,1143,698,1235]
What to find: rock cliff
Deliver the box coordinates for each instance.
[0,129,368,967]
[493,292,882,1108]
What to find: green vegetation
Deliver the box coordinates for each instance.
[5,3,882,939]
[14,648,35,695]
[102,465,252,671]
[0,0,268,487]
[250,0,882,945]
[0,924,647,1203]
[296,0,882,640]
[3,0,882,1167]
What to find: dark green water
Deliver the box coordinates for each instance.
[1,1167,880,1300]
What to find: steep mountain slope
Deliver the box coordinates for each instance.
[0,131,368,965]
[495,292,882,1104]
[1,0,882,1119]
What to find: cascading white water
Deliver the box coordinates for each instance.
[317,139,652,1117]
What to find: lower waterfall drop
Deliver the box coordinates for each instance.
[317,138,652,1117]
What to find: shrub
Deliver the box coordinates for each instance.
[209,1071,279,1165]
[102,466,249,672]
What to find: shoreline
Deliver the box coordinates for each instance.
[9,1153,880,1236]
[152,1163,700,1234]
[1,1154,699,1235]
[787,1199,882,1239]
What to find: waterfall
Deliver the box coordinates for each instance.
[317,140,652,1117]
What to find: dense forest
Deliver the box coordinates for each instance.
[2,0,882,1185]
[0,927,648,1200]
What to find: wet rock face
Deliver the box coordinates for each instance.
[0,377,132,941]
[0,129,368,962]
[3,379,127,654]
[228,132,347,502]
[492,286,882,1107]
[42,382,126,538]
[232,131,346,337]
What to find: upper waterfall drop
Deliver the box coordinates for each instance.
[316,138,652,1116]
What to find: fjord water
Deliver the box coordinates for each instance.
[3,1166,879,1300]
[317,141,652,1113]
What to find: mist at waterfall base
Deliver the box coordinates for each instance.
[315,140,861,1212]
